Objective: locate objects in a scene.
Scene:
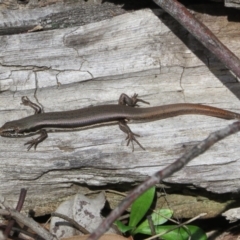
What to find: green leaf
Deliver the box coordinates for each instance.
[114,220,134,233]
[138,225,207,240]
[129,187,155,228]
[134,209,173,234]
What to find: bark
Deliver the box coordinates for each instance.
[0,2,240,217]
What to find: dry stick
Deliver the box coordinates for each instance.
[51,212,90,234]
[145,213,207,240]
[9,209,56,240]
[152,0,240,79]
[4,188,27,237]
[87,121,240,240]
[0,195,57,240]
[147,215,158,240]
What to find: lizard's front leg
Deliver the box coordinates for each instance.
[21,96,42,114]
[118,93,149,151]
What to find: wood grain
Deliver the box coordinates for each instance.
[0,7,240,215]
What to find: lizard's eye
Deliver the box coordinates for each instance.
[0,127,20,137]
[1,129,15,136]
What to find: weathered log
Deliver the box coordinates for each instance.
[0,4,240,217]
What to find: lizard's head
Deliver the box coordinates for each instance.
[0,121,23,138]
[0,119,40,138]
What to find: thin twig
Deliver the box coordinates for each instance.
[51,212,90,234]
[11,226,40,239]
[87,121,240,240]
[4,188,27,237]
[85,190,127,197]
[145,213,207,240]
[147,215,158,240]
[0,195,57,240]
[152,0,240,79]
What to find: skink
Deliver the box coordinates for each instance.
[1,93,240,151]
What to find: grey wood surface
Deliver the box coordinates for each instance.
[0,1,127,35]
[225,0,240,8]
[1,7,240,214]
